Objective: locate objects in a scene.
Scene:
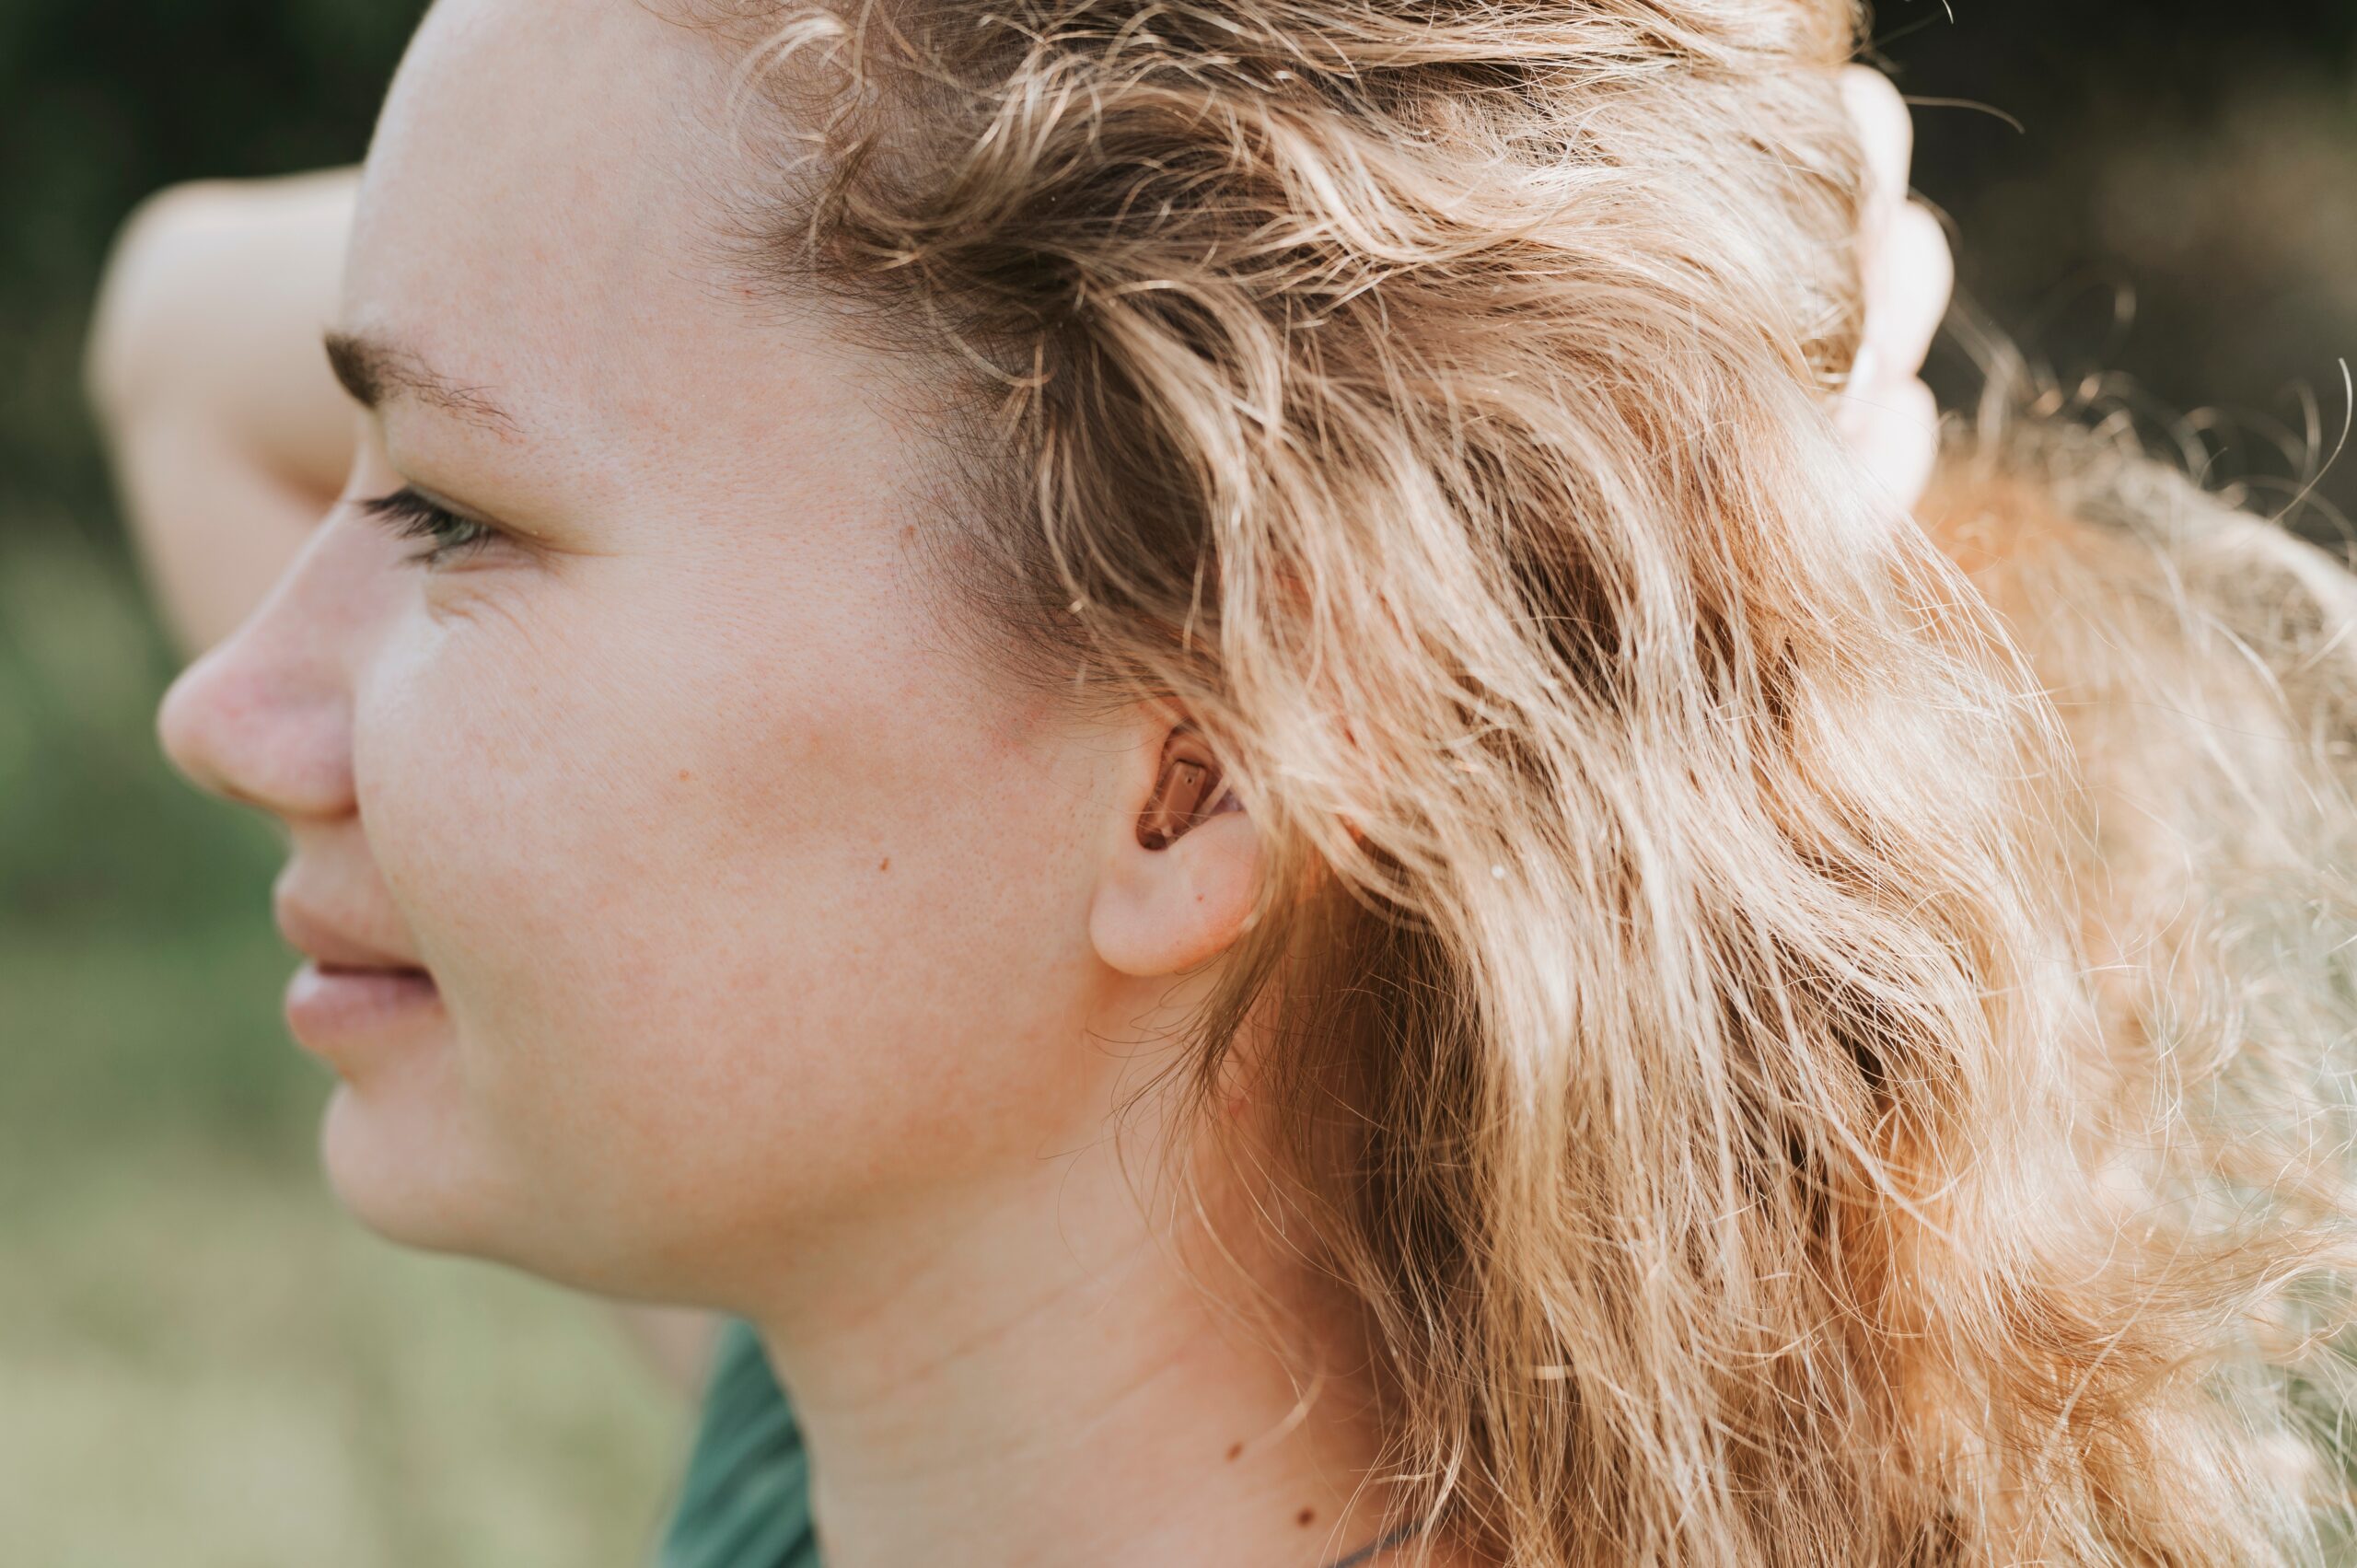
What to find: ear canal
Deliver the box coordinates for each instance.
[1137,749,1223,851]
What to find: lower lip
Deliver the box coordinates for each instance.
[284,961,444,1059]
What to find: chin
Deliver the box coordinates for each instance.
[316,1083,669,1297]
[317,1079,506,1259]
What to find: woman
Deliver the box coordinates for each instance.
[85,0,2357,1563]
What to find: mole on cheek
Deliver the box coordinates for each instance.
[1225,1442,1243,1462]
[1296,1507,1316,1527]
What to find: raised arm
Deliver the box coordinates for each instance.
[85,167,360,655]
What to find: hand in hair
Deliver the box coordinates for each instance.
[1833,64,1953,512]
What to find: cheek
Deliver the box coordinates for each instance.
[351,555,1111,1285]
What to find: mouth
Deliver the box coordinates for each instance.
[273,895,446,1060]
[284,960,444,1058]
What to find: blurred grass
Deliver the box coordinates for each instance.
[0,528,309,1150]
[0,1143,686,1568]
[0,529,689,1565]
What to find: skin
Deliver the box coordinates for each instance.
[90,2,1950,1561]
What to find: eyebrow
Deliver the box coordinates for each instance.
[323,330,521,436]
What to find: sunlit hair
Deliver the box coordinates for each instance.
[679,0,2357,1559]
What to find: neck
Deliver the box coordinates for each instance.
[744,1105,1423,1568]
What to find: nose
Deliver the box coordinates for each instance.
[157,512,381,821]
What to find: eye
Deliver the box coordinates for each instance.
[357,486,503,568]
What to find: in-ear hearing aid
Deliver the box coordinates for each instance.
[1137,731,1243,850]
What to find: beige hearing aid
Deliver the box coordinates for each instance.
[1137,732,1242,850]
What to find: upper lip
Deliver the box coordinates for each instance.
[273,896,427,973]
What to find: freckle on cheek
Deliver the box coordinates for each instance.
[678,770,693,783]
[877,856,891,872]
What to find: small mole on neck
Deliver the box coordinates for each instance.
[1225,1441,1244,1461]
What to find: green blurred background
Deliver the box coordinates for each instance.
[1,2,2352,1563]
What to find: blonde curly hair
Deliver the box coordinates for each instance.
[677,1,2357,1560]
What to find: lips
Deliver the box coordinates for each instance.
[273,896,444,1061]
[273,895,422,971]
[284,959,442,1053]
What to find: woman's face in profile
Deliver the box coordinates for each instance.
[159,0,1145,1303]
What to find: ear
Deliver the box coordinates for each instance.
[1090,721,1261,978]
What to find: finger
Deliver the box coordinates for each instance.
[1836,376,1941,512]
[1838,65,1914,230]
[1871,202,1955,381]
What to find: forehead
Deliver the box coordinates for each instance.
[344,0,853,485]
[354,0,735,359]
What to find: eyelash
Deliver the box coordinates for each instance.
[357,487,499,567]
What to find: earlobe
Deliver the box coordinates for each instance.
[1090,729,1260,978]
